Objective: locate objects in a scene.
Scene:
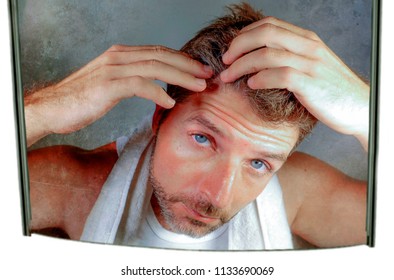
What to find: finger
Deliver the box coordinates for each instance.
[240,16,321,42]
[59,45,213,87]
[101,60,208,92]
[59,46,132,84]
[107,76,175,109]
[246,67,311,96]
[220,47,313,83]
[57,46,131,86]
[89,45,212,79]
[222,23,321,65]
[57,58,101,87]
[105,47,213,78]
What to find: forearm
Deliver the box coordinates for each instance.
[349,83,370,152]
[24,91,52,147]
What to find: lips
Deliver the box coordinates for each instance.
[181,203,219,224]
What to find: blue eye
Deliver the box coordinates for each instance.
[251,159,265,170]
[193,134,209,144]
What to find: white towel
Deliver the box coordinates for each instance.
[80,115,153,243]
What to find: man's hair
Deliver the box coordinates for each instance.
[166,2,317,145]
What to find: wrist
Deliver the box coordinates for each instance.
[350,83,370,152]
[24,93,52,147]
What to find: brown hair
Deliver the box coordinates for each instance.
[166,2,317,145]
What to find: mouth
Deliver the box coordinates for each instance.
[181,203,220,224]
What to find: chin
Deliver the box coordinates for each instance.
[167,215,224,238]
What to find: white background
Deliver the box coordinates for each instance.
[1,1,393,279]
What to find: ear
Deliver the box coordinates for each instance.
[152,105,166,135]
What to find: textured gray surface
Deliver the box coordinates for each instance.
[19,0,371,180]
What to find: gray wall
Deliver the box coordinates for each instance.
[19,0,371,180]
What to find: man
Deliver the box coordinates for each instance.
[26,3,368,249]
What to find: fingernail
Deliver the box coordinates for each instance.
[222,52,229,64]
[196,78,207,88]
[167,98,176,107]
[247,77,257,89]
[220,70,229,82]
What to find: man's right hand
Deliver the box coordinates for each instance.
[24,45,213,147]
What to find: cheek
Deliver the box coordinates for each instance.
[154,137,180,174]
[233,183,267,210]
[152,130,202,193]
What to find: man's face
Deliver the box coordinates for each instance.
[149,85,299,238]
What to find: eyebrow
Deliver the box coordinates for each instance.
[185,115,224,137]
[256,152,288,163]
[185,115,289,163]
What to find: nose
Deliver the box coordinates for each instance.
[198,159,237,209]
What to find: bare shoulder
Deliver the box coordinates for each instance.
[277,151,366,247]
[28,142,118,239]
[277,152,319,225]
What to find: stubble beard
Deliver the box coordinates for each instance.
[148,138,233,238]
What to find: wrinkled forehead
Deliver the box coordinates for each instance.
[192,83,298,128]
[165,84,300,151]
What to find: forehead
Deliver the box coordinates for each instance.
[166,85,300,152]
